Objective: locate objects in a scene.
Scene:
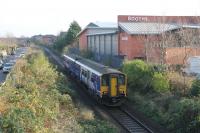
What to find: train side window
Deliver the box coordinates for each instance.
[102,75,109,86]
[82,70,87,77]
[118,75,125,85]
[91,73,95,82]
[86,71,89,79]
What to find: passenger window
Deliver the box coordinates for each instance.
[91,77,94,82]
[82,70,87,77]
[91,73,95,82]
[102,75,109,86]
[118,75,125,85]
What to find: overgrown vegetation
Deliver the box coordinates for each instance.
[0,48,81,132]
[0,47,118,133]
[122,59,200,133]
[0,41,17,56]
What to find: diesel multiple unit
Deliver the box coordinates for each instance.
[63,54,127,106]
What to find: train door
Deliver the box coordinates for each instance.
[110,76,117,97]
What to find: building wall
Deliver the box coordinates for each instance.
[79,30,88,50]
[78,28,118,51]
[146,47,162,64]
[146,47,200,65]
[87,33,118,56]
[118,15,200,24]
[119,32,145,60]
[165,47,200,64]
[118,15,200,63]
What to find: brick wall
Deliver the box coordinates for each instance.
[119,32,145,60]
[78,30,88,50]
[147,47,200,65]
[165,47,200,64]
[118,15,200,24]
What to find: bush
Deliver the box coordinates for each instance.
[80,50,94,59]
[0,49,81,132]
[122,60,153,92]
[0,108,37,133]
[167,98,200,133]
[151,72,170,93]
[190,79,200,96]
[152,64,167,72]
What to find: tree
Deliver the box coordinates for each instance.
[66,21,81,45]
[54,21,81,52]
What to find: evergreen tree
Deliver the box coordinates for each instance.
[54,21,81,52]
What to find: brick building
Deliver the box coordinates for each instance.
[77,15,200,65]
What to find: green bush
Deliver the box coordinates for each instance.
[80,50,94,59]
[167,98,200,133]
[151,72,170,93]
[122,60,153,92]
[190,79,200,96]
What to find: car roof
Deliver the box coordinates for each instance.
[5,62,14,65]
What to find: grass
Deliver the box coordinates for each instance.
[167,72,195,95]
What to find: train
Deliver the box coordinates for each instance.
[63,54,127,106]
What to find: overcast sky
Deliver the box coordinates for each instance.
[0,0,200,37]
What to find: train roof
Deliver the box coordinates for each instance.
[64,54,123,75]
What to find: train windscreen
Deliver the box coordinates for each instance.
[118,74,125,85]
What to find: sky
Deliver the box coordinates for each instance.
[0,0,200,37]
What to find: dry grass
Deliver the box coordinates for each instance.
[79,107,94,120]
[167,72,195,94]
[0,97,8,114]
[52,104,82,133]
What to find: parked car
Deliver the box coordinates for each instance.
[11,51,16,55]
[0,60,3,69]
[3,63,14,73]
[15,54,21,58]
[10,59,17,64]
[20,53,25,58]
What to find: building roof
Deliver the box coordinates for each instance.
[77,22,117,37]
[93,22,118,28]
[119,22,181,35]
[86,31,118,36]
[182,24,200,29]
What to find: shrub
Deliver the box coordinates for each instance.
[80,50,94,59]
[167,98,200,133]
[0,108,37,133]
[151,72,170,93]
[122,60,153,92]
[190,79,200,96]
[152,64,167,72]
[0,49,81,132]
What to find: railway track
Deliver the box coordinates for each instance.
[43,47,156,133]
[107,107,154,133]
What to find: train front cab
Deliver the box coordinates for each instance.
[100,73,127,106]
